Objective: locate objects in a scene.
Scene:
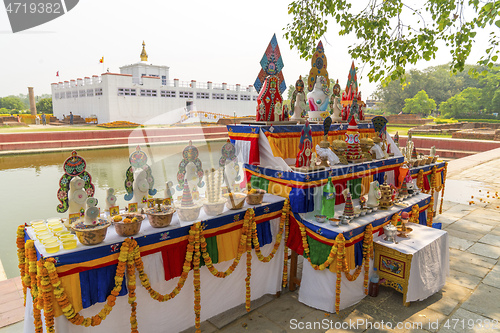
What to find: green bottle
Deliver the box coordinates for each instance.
[321,177,336,218]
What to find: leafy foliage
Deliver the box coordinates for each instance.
[36,98,53,114]
[439,87,483,118]
[285,0,500,83]
[375,64,498,114]
[0,96,26,111]
[403,90,437,115]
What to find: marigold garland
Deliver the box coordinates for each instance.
[16,225,27,304]
[410,204,420,224]
[282,200,290,288]
[439,162,448,214]
[193,223,202,332]
[298,221,374,314]
[18,202,291,333]
[417,169,424,191]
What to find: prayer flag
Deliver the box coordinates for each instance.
[99,56,104,63]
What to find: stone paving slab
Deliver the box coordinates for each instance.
[448,257,491,278]
[257,292,315,329]
[448,236,474,251]
[445,219,495,235]
[446,269,483,290]
[438,204,476,219]
[478,234,500,246]
[436,308,499,333]
[439,283,473,302]
[461,284,500,321]
[444,228,484,242]
[466,243,500,259]
[481,264,500,289]
[449,248,497,269]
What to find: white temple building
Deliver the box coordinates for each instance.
[51,42,258,124]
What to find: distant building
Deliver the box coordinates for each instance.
[365,99,382,110]
[51,42,258,124]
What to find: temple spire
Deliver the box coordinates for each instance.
[140,41,148,62]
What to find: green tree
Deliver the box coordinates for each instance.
[402,90,437,116]
[439,87,483,118]
[285,0,500,84]
[0,96,25,111]
[36,98,53,114]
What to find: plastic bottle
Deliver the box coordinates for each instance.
[368,267,379,297]
[321,177,336,218]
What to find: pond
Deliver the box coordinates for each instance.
[0,140,227,278]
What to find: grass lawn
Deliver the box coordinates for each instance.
[386,126,452,138]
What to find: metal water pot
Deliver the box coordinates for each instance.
[383,223,398,243]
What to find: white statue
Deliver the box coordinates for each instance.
[331,96,342,122]
[430,146,436,157]
[315,144,340,165]
[106,188,117,212]
[69,177,88,215]
[367,181,382,208]
[84,197,99,226]
[370,142,385,159]
[290,76,307,121]
[307,76,331,121]
[133,169,149,209]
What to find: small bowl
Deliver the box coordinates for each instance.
[329,218,340,226]
[145,206,176,228]
[203,200,226,216]
[72,219,111,246]
[37,233,52,243]
[224,193,246,210]
[29,219,45,226]
[111,213,145,236]
[245,189,266,205]
[45,241,60,253]
[372,207,379,212]
[60,234,76,241]
[46,217,62,224]
[315,215,327,223]
[62,239,77,250]
[177,205,202,222]
[55,230,71,238]
[360,209,367,216]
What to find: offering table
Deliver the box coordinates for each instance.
[374,222,449,306]
[22,194,287,333]
[288,193,433,313]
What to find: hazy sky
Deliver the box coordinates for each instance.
[0,0,492,98]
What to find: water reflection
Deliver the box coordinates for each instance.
[0,141,226,278]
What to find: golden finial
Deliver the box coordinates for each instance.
[140,41,148,62]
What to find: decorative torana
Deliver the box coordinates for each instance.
[341,61,365,121]
[176,140,204,190]
[124,146,157,201]
[308,41,330,92]
[56,151,95,213]
[254,34,286,95]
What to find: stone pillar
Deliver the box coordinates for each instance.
[207,81,212,89]
[28,87,36,116]
[191,80,196,88]
[174,79,179,87]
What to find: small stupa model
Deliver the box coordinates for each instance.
[399,179,409,198]
[177,179,202,222]
[343,190,355,218]
[345,116,365,163]
[379,174,394,209]
[332,140,348,165]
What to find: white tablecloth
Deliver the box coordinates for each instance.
[374,222,449,302]
[24,218,284,333]
[298,223,448,312]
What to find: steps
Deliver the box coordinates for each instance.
[0,126,230,154]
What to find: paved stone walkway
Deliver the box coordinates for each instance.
[3,148,500,332]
